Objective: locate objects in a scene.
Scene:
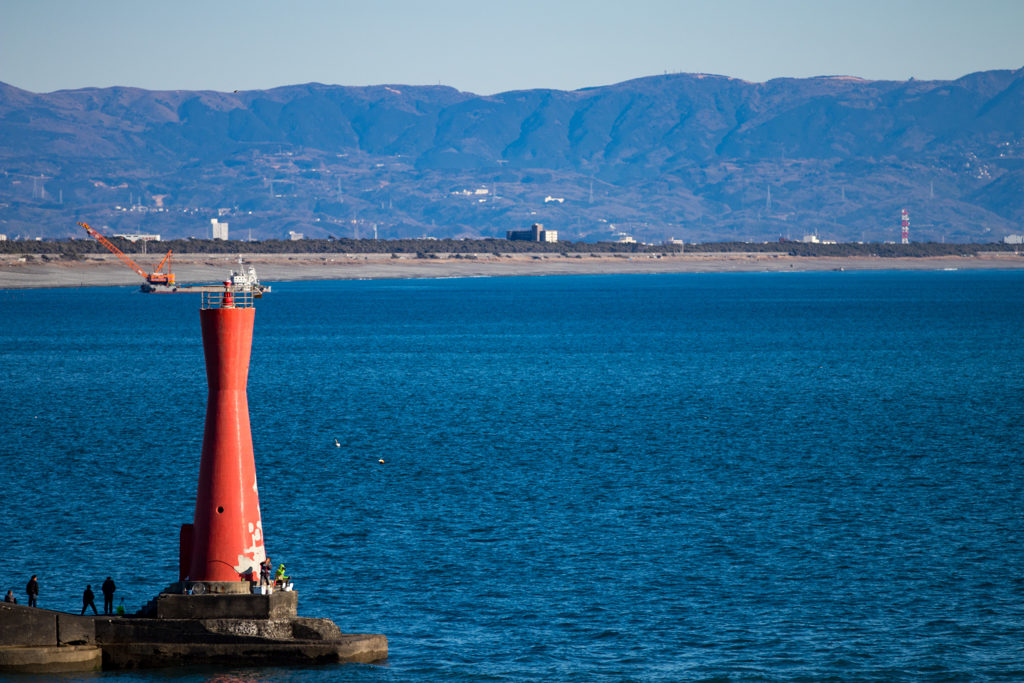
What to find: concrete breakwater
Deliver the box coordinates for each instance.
[0,590,387,672]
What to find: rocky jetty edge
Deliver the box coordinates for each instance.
[0,584,386,673]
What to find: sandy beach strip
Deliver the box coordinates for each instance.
[2,251,1023,290]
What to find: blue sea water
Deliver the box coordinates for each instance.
[2,270,1023,683]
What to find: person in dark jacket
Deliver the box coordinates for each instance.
[4,590,16,603]
[26,575,38,608]
[81,585,98,615]
[260,557,272,587]
[101,577,116,615]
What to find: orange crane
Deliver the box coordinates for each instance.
[77,221,269,299]
[78,222,175,287]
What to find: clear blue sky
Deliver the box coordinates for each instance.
[2,0,1022,95]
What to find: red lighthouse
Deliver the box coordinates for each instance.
[901,209,910,244]
[57,230,389,665]
[179,285,267,584]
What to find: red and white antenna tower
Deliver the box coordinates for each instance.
[901,209,910,244]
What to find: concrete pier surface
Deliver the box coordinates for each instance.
[0,592,387,672]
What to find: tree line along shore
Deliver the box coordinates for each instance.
[1,237,1020,259]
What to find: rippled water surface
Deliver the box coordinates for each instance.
[2,271,1023,682]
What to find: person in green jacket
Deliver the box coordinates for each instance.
[274,564,288,587]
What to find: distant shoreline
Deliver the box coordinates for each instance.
[2,252,1023,290]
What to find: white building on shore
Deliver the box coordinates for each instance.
[211,219,229,240]
[113,233,161,242]
[507,223,557,242]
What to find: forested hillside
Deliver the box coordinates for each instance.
[2,68,1023,243]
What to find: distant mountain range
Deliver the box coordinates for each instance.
[1,68,1023,243]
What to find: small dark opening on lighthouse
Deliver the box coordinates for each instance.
[217,506,224,513]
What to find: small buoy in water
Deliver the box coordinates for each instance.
[334,438,340,448]
[378,459,385,464]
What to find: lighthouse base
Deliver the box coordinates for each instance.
[100,587,387,669]
[96,618,387,670]
[134,582,297,619]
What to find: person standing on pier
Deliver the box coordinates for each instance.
[25,575,38,608]
[101,577,117,615]
[81,585,98,615]
[260,557,272,587]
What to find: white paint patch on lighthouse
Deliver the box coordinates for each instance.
[251,522,263,548]
[235,522,267,574]
[235,554,259,574]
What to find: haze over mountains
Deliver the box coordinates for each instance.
[1,67,1023,243]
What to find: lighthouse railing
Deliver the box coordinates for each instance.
[201,289,255,309]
